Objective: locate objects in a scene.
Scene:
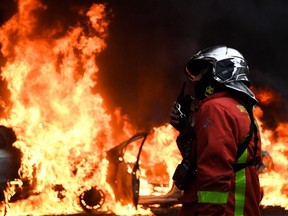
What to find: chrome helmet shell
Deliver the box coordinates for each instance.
[185,45,258,105]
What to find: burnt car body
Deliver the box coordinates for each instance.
[105,132,182,207]
[79,132,182,212]
[0,126,20,201]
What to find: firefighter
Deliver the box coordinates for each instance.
[170,45,262,216]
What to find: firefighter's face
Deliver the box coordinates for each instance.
[188,66,210,98]
[190,67,209,81]
[185,59,211,81]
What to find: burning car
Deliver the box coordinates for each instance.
[0,130,181,213]
[78,132,183,213]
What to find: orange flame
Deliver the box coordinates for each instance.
[0,0,116,214]
[254,89,288,209]
[0,0,177,215]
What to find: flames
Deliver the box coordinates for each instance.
[0,0,287,215]
[254,88,288,209]
[0,0,115,214]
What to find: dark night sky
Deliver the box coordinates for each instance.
[1,0,288,131]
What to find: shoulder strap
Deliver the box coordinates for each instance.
[233,106,259,172]
[236,107,256,159]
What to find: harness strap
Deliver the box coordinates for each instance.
[232,106,259,172]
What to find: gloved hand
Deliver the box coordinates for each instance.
[169,102,191,134]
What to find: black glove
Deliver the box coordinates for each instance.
[170,82,193,131]
[169,100,192,134]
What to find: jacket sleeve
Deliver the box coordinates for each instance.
[194,102,239,215]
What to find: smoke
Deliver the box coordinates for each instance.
[1,0,288,131]
[97,0,288,130]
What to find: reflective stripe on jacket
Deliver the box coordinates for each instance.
[178,91,262,216]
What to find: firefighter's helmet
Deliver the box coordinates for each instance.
[185,45,258,105]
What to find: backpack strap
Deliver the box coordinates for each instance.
[232,106,259,172]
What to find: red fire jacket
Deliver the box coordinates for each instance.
[177,91,262,216]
